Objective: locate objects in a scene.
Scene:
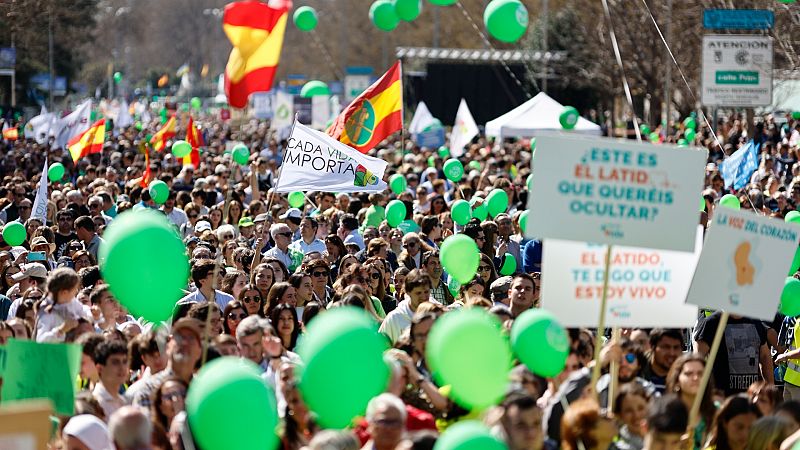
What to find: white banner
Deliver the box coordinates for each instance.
[409,101,437,134]
[54,100,92,149]
[526,135,706,252]
[541,227,702,328]
[115,99,133,130]
[277,121,388,193]
[687,209,799,320]
[31,158,48,223]
[449,98,478,157]
[24,112,58,144]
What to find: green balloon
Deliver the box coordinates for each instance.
[700,196,706,212]
[2,222,25,246]
[440,234,480,284]
[789,248,800,276]
[99,210,189,322]
[780,277,800,317]
[397,219,420,234]
[171,140,192,158]
[293,5,318,31]
[640,124,651,136]
[472,202,489,221]
[486,189,509,217]
[428,0,457,5]
[389,174,407,195]
[649,132,660,143]
[530,138,536,151]
[787,211,800,224]
[370,0,400,31]
[426,308,511,410]
[365,204,385,228]
[300,80,330,98]
[297,307,390,428]
[526,174,534,192]
[386,200,406,228]
[187,357,279,450]
[438,146,450,158]
[685,129,696,142]
[720,194,740,210]
[443,159,464,182]
[483,0,528,43]
[148,180,169,205]
[394,0,421,21]
[48,162,65,182]
[233,144,250,165]
[288,192,305,208]
[793,111,800,120]
[511,309,569,377]
[683,116,696,130]
[451,200,472,226]
[427,155,436,167]
[468,161,481,171]
[434,421,508,450]
[499,252,516,275]
[519,210,529,235]
[559,106,579,130]
[113,71,122,84]
[677,138,688,147]
[190,97,202,110]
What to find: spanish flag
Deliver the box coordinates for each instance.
[184,116,202,168]
[150,115,176,152]
[69,119,106,162]
[223,1,288,109]
[140,150,152,188]
[2,127,18,141]
[327,61,403,154]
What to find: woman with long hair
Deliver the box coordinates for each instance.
[706,395,761,450]
[287,273,313,317]
[428,194,448,216]
[666,353,716,450]
[477,253,498,287]
[264,282,295,318]
[561,398,618,450]
[252,263,275,299]
[270,303,301,352]
[220,269,247,299]
[222,300,248,336]
[745,416,793,450]
[324,234,347,280]
[150,377,188,431]
[208,204,223,230]
[263,257,290,283]
[237,283,266,317]
[225,199,244,228]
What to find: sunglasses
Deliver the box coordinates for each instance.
[311,271,328,278]
[221,234,234,240]
[403,242,418,248]
[624,353,637,364]
[278,232,292,238]
[18,206,30,210]
[26,295,42,301]
[188,214,198,219]
[228,312,248,320]
[478,265,492,272]
[243,296,261,304]
[89,204,102,209]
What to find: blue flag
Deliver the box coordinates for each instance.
[720,141,760,190]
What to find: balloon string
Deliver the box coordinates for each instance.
[454,0,535,98]
[636,0,764,215]
[600,0,641,142]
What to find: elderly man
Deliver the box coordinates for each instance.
[362,394,407,450]
[108,406,152,450]
[265,223,293,269]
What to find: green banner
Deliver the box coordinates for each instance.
[1,339,82,415]
[715,71,759,85]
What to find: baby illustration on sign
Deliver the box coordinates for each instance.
[734,241,756,286]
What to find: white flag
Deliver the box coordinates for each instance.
[24,112,58,144]
[31,158,48,223]
[116,99,133,129]
[449,98,479,157]
[277,121,388,193]
[271,91,294,131]
[54,99,92,149]
[409,101,437,134]
[311,95,331,130]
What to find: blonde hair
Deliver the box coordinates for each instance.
[745,416,792,450]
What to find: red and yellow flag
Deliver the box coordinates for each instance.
[223,1,288,109]
[184,116,203,168]
[2,127,18,141]
[140,150,152,188]
[68,119,105,162]
[150,115,176,152]
[327,61,403,154]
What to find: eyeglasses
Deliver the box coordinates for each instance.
[228,312,248,320]
[624,353,637,364]
[26,295,42,301]
[278,232,292,238]
[188,214,198,219]
[243,296,261,304]
[531,272,541,279]
[18,206,30,210]
[475,235,485,241]
[478,265,492,272]
[58,217,71,222]
[221,234,234,240]
[311,271,328,278]
[403,242,418,248]
[89,204,102,209]
[75,259,91,265]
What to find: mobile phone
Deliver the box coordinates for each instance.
[27,251,46,262]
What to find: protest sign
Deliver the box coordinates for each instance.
[276,121,388,193]
[1,339,81,415]
[541,227,702,327]
[0,400,53,450]
[687,209,799,320]
[527,135,706,252]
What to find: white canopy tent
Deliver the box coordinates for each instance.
[485,92,602,139]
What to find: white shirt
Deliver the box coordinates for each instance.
[289,238,326,255]
[378,299,414,344]
[35,298,92,342]
[162,207,189,228]
[93,381,129,419]
[265,246,292,270]
[178,289,234,311]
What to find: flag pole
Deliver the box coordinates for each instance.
[590,244,614,393]
[687,311,729,443]
[265,113,297,214]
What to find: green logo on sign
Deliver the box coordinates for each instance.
[276,104,290,120]
[715,71,759,85]
[344,100,375,146]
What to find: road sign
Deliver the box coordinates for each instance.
[701,35,773,107]
[703,10,774,30]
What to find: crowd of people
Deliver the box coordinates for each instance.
[0,107,799,450]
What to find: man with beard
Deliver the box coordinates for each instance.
[596,338,658,408]
[421,251,452,306]
[640,329,684,394]
[128,318,202,408]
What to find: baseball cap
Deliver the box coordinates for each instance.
[490,276,513,302]
[254,213,271,224]
[63,414,113,450]
[194,220,212,233]
[279,208,302,221]
[171,318,203,341]
[12,263,48,281]
[238,216,255,228]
